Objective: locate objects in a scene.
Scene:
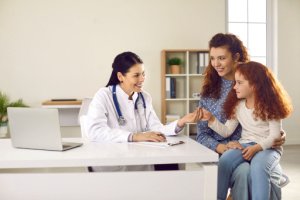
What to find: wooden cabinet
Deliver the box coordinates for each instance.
[161,49,209,138]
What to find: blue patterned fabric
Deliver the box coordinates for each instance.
[196,78,241,151]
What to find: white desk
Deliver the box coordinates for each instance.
[0,136,218,200]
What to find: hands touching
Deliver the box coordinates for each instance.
[177,107,203,128]
[176,107,217,128]
[134,107,206,143]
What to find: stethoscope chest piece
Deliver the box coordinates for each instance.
[118,116,126,126]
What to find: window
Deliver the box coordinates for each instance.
[227,0,275,68]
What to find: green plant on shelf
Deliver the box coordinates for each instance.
[167,57,182,66]
[0,91,28,126]
[168,57,183,74]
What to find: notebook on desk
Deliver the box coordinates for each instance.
[7,107,83,151]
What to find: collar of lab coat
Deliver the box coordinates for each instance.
[116,84,139,102]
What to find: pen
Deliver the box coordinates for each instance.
[167,141,185,146]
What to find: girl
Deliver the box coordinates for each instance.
[202,61,293,200]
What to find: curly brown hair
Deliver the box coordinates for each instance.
[201,33,249,99]
[223,61,293,121]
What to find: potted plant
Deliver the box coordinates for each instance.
[0,91,28,137]
[168,57,182,74]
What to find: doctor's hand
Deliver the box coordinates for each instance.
[177,107,202,128]
[132,132,166,142]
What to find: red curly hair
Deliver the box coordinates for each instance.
[201,33,249,99]
[223,61,293,121]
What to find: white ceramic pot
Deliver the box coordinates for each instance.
[0,125,8,137]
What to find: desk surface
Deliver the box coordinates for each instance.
[0,136,218,169]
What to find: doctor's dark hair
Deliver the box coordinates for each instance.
[106,51,143,87]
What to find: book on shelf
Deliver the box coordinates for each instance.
[170,77,176,98]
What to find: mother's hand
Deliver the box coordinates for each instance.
[226,141,243,150]
[272,131,286,148]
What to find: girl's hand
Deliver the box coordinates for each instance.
[177,107,202,128]
[133,132,166,142]
[242,144,262,160]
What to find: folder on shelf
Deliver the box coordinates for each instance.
[198,52,206,74]
[204,52,209,67]
[196,53,200,74]
[170,78,176,98]
[166,77,171,98]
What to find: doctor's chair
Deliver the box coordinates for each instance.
[78,98,93,172]
[78,98,92,139]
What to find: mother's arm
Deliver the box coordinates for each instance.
[196,120,228,154]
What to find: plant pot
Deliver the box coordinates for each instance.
[0,125,8,137]
[170,65,181,74]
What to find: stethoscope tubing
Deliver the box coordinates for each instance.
[112,85,147,127]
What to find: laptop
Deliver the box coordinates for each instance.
[7,107,83,151]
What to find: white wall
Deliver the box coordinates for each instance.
[0,0,224,109]
[278,0,300,144]
[0,0,225,137]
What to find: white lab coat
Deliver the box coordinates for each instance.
[85,85,179,143]
[85,85,180,171]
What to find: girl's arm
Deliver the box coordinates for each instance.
[202,108,239,138]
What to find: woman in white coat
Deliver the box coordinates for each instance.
[85,51,201,171]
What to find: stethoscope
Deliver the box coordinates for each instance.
[112,85,147,130]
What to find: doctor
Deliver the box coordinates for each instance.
[85,51,201,171]
[86,51,201,144]
[87,52,201,142]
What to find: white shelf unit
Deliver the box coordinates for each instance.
[161,49,208,137]
[42,101,82,127]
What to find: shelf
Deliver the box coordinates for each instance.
[165,74,188,77]
[42,100,82,106]
[161,49,208,136]
[42,100,82,127]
